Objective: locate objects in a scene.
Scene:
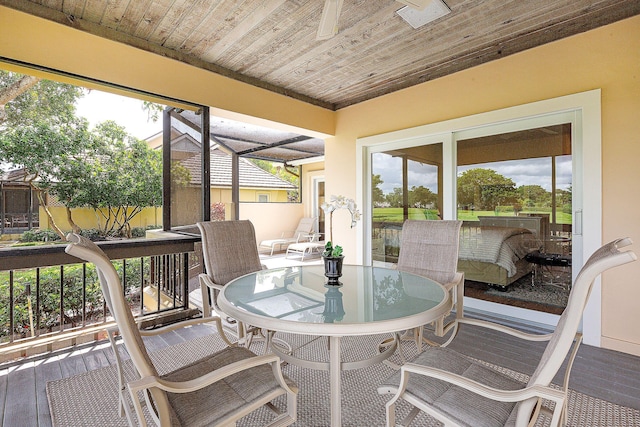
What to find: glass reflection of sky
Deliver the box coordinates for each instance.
[227,266,445,325]
[373,152,572,194]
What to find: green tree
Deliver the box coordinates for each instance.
[557,186,572,213]
[386,187,404,207]
[457,168,517,211]
[408,185,437,208]
[0,71,82,127]
[66,121,164,237]
[249,159,300,201]
[371,174,385,206]
[517,184,550,208]
[1,72,171,239]
[0,72,88,238]
[0,116,93,238]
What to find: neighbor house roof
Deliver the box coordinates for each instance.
[180,147,297,190]
[153,121,298,190]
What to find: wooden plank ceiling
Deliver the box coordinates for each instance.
[3,0,640,110]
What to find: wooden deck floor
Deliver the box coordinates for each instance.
[1,315,639,426]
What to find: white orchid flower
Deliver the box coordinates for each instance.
[321,202,335,213]
[323,195,362,245]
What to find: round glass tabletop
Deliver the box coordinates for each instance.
[219,265,450,336]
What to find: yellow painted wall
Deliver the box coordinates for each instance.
[37,187,289,232]
[40,206,161,233]
[331,16,640,355]
[208,187,291,203]
[2,4,639,354]
[240,203,305,245]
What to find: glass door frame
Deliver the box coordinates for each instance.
[356,90,603,346]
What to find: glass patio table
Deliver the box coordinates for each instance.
[218,265,450,427]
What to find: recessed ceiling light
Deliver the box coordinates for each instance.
[396,0,451,29]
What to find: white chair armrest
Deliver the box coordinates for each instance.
[138,316,236,347]
[441,272,464,292]
[310,232,325,242]
[198,273,224,292]
[128,353,290,395]
[399,364,563,404]
[294,232,313,243]
[138,316,221,336]
[456,318,553,342]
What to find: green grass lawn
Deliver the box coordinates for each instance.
[373,208,440,222]
[373,207,572,224]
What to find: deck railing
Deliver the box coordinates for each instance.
[0,234,201,362]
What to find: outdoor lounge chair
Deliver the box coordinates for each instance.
[285,232,325,260]
[259,217,315,255]
[378,237,636,427]
[65,233,298,427]
[397,220,464,349]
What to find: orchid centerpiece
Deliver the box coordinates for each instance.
[321,195,361,258]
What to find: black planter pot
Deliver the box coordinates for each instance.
[323,255,344,285]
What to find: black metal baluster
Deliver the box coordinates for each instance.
[59,266,64,332]
[9,271,14,343]
[82,263,87,328]
[35,268,40,337]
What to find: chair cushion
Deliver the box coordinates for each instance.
[378,347,523,427]
[162,346,295,426]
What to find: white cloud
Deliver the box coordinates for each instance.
[374,152,573,196]
[75,90,163,139]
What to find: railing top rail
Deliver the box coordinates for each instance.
[0,234,200,271]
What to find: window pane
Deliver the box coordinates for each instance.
[456,124,573,307]
[169,116,203,227]
[371,143,443,263]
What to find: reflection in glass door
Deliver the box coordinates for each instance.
[371,143,443,264]
[368,123,574,314]
[456,124,572,313]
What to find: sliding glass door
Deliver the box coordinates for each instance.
[454,122,573,313]
[365,111,582,319]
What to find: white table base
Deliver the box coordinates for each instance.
[271,333,400,427]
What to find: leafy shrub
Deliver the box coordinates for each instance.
[131,227,146,238]
[20,229,61,243]
[80,228,103,241]
[0,257,148,341]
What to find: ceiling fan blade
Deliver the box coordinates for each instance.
[316,0,344,40]
[395,0,434,10]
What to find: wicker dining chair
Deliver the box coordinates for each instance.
[379,237,636,427]
[65,233,297,427]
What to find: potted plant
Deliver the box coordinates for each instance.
[321,195,361,284]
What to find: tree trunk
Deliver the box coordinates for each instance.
[0,75,41,123]
[35,190,66,241]
[65,206,81,234]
